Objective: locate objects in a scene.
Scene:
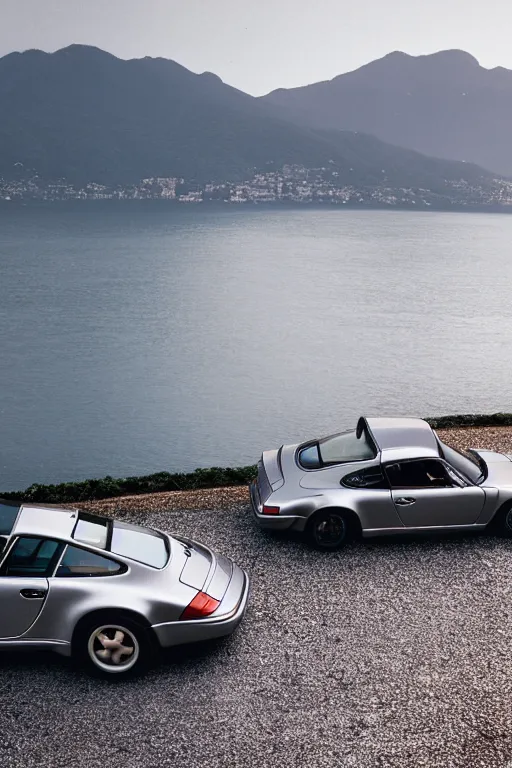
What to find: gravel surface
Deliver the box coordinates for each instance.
[3,427,512,767]
[437,426,512,455]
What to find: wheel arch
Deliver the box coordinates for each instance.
[71,607,157,652]
[488,497,512,529]
[306,505,363,537]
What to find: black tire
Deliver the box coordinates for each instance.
[306,509,353,550]
[493,504,512,538]
[73,612,155,679]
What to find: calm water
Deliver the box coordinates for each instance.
[1,204,512,490]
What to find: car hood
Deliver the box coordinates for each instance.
[475,450,512,488]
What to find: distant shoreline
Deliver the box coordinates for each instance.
[2,198,512,214]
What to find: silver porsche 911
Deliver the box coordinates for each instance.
[250,416,512,549]
[0,502,249,677]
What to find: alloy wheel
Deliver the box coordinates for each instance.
[314,513,346,547]
[87,624,140,674]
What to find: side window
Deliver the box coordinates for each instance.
[342,467,388,489]
[0,537,63,577]
[298,444,321,469]
[386,460,453,489]
[55,545,124,577]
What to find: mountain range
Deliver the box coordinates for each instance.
[262,50,512,176]
[0,44,509,199]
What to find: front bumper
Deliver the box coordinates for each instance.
[151,564,250,648]
[249,480,302,531]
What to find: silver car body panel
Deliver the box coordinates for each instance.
[263,448,285,490]
[12,505,78,538]
[366,417,439,453]
[251,416,512,538]
[0,506,249,656]
[152,562,249,647]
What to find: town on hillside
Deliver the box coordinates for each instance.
[2,164,512,208]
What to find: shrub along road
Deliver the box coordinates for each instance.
[1,495,512,767]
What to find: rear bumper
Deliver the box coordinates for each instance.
[249,480,302,531]
[151,565,250,648]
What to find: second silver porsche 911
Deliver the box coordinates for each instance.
[251,416,512,549]
[0,502,249,676]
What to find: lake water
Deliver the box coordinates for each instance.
[1,204,511,490]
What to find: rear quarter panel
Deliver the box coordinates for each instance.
[476,453,512,523]
[292,458,402,530]
[26,561,197,645]
[270,486,402,532]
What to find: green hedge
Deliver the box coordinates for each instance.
[3,413,512,505]
[1,465,257,505]
[425,412,512,429]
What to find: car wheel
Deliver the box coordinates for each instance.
[306,509,350,550]
[74,614,154,679]
[495,504,512,538]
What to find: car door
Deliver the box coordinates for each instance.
[340,465,401,529]
[0,537,63,638]
[385,458,485,527]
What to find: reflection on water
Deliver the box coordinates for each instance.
[1,205,511,489]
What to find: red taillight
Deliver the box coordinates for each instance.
[180,592,220,621]
[262,505,280,515]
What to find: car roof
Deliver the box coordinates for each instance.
[364,417,440,462]
[11,503,79,540]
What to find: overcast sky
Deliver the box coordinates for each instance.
[1,0,511,95]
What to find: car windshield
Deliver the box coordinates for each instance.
[438,440,485,484]
[110,522,169,569]
[318,429,375,464]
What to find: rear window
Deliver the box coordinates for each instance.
[71,513,169,568]
[110,522,169,569]
[298,430,375,469]
[73,512,109,549]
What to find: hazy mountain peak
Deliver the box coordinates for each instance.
[200,71,224,84]
[380,50,412,62]
[342,48,482,82]
[53,44,120,62]
[395,49,480,67]
[0,44,119,65]
[424,49,480,66]
[0,48,48,63]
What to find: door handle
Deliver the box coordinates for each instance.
[20,589,46,599]
[395,497,416,506]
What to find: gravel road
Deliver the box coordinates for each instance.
[3,427,512,767]
[2,500,512,768]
